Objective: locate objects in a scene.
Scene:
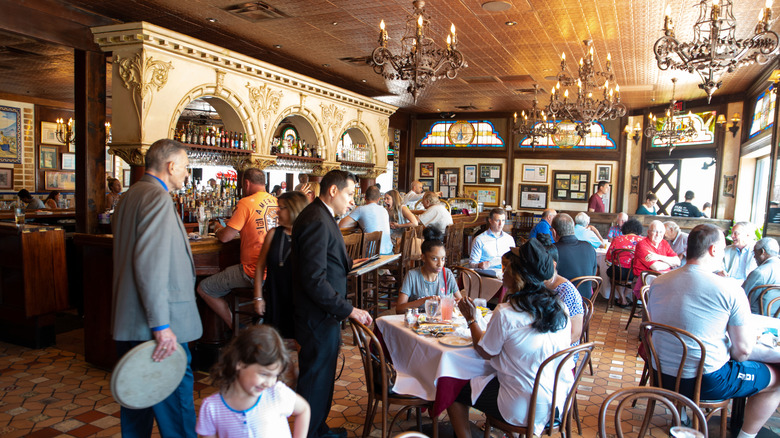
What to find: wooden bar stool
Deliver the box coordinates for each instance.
[229,287,258,337]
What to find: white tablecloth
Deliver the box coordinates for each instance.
[748,314,780,363]
[596,247,612,298]
[375,315,493,401]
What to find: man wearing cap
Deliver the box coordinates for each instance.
[742,238,780,315]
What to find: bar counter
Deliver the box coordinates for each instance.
[73,233,240,369]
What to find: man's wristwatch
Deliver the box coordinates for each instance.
[466,319,476,326]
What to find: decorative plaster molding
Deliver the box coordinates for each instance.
[378,118,389,144]
[115,51,174,129]
[321,103,346,141]
[246,83,283,127]
[299,93,307,109]
[110,147,146,167]
[244,156,276,171]
[310,163,341,177]
[215,69,226,95]
[363,168,387,179]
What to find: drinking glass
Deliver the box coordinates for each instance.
[473,298,487,309]
[14,207,25,226]
[440,295,454,322]
[425,299,439,321]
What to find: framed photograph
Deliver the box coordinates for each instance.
[441,186,450,198]
[420,178,434,192]
[518,184,548,210]
[0,168,13,189]
[44,171,75,191]
[61,153,75,171]
[40,121,65,146]
[723,175,737,198]
[522,164,548,183]
[557,189,567,198]
[40,145,58,169]
[552,170,590,201]
[448,174,458,186]
[630,176,640,194]
[596,163,613,182]
[463,165,477,184]
[478,164,502,184]
[1,106,23,164]
[123,169,131,187]
[420,162,434,178]
[463,185,501,207]
[438,167,459,198]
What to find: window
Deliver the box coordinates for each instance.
[752,156,770,224]
[749,84,776,139]
[420,121,504,148]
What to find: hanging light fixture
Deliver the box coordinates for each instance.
[644,78,697,155]
[512,84,557,149]
[546,40,627,139]
[371,0,466,102]
[654,0,779,102]
[56,118,75,150]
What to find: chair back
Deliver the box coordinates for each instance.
[444,222,464,266]
[640,270,662,288]
[598,386,708,438]
[748,284,780,317]
[349,318,391,433]
[453,265,482,299]
[513,212,536,240]
[609,248,635,288]
[344,232,363,260]
[362,231,382,258]
[640,321,707,404]
[571,276,602,300]
[580,297,593,347]
[640,285,651,321]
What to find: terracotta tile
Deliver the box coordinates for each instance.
[67,423,103,437]
[73,410,107,423]
[26,427,61,438]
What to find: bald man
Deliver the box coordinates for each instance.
[403,180,424,206]
[529,208,556,239]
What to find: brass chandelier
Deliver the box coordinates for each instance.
[546,40,627,138]
[371,0,466,102]
[654,0,779,102]
[513,84,556,149]
[645,78,697,155]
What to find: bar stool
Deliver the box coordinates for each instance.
[229,287,258,337]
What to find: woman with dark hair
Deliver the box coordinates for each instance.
[605,218,645,307]
[447,239,573,437]
[44,190,61,209]
[537,234,584,345]
[106,178,122,210]
[395,226,462,313]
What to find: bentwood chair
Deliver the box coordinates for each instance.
[626,270,660,330]
[379,228,415,312]
[598,386,708,438]
[634,286,653,403]
[608,248,635,312]
[571,276,603,304]
[453,265,483,299]
[344,232,363,308]
[360,231,383,318]
[443,223,464,267]
[640,322,730,438]
[483,342,595,438]
[512,211,536,245]
[571,297,594,434]
[349,318,438,438]
[748,284,780,317]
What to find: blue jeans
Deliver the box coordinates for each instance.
[116,341,197,438]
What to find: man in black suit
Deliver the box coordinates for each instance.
[292,169,372,438]
[552,213,598,299]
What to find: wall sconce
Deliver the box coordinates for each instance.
[717,113,741,138]
[624,123,641,143]
[702,158,716,170]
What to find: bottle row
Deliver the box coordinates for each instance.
[270,137,323,158]
[174,125,250,150]
[337,143,370,163]
[171,176,239,223]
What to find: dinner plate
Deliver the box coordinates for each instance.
[110,340,187,409]
[438,335,472,347]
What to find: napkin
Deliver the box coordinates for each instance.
[453,308,488,338]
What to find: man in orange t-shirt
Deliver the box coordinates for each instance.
[197,168,278,328]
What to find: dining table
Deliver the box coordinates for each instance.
[374,314,494,416]
[595,247,612,299]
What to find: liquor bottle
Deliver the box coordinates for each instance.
[243,133,248,150]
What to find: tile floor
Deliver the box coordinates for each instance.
[1,300,779,438]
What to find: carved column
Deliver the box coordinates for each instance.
[111,147,147,184]
[309,162,341,183]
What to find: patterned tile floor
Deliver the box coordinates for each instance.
[1,300,779,437]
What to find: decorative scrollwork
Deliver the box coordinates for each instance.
[246,83,283,126]
[215,69,226,95]
[111,147,146,167]
[115,52,174,129]
[321,103,346,140]
[310,164,340,177]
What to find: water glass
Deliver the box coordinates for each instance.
[473,298,488,309]
[425,299,439,321]
[14,207,25,226]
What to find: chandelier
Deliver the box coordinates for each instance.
[512,84,556,149]
[654,0,779,102]
[546,40,626,138]
[56,118,75,150]
[644,78,697,155]
[371,0,466,102]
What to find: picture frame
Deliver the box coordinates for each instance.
[552,170,590,201]
[437,167,459,198]
[463,164,477,184]
[595,163,613,182]
[630,176,640,194]
[40,121,64,146]
[463,185,501,207]
[0,168,13,189]
[478,163,502,184]
[44,171,75,191]
[419,178,434,192]
[61,153,75,171]
[420,162,434,178]
[522,164,548,183]
[0,106,23,164]
[123,169,131,187]
[40,145,58,169]
[723,175,736,198]
[518,184,548,210]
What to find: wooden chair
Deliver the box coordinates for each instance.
[229,287,258,337]
[626,270,660,330]
[483,342,595,438]
[599,386,708,438]
[640,321,730,438]
[378,228,415,312]
[344,232,363,308]
[635,286,653,397]
[349,318,438,438]
[443,222,464,267]
[571,275,602,303]
[360,231,383,318]
[608,248,635,312]
[571,297,594,434]
[512,211,536,245]
[748,284,780,317]
[453,265,483,299]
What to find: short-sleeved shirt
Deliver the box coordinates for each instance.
[633,237,677,277]
[195,381,297,438]
[470,229,516,271]
[574,224,602,249]
[418,204,453,236]
[606,234,643,269]
[226,191,278,277]
[671,201,704,217]
[606,225,623,240]
[647,264,750,376]
[668,231,689,258]
[635,204,657,215]
[528,220,552,240]
[348,203,393,255]
[554,281,584,346]
[400,267,459,302]
[475,303,573,435]
[742,257,780,314]
[25,197,45,210]
[587,193,605,212]
[724,242,757,281]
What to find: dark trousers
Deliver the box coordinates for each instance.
[115,341,197,438]
[296,317,342,438]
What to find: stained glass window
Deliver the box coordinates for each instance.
[749,84,776,139]
[649,111,715,148]
[420,120,504,147]
[518,121,617,149]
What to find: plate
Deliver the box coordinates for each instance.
[110,340,187,409]
[438,335,472,347]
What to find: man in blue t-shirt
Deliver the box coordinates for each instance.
[339,185,393,255]
[529,208,556,239]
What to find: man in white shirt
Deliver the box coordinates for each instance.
[664,220,689,262]
[573,212,604,249]
[339,185,393,255]
[724,222,758,281]
[742,238,780,315]
[470,208,516,275]
[402,180,424,206]
[417,191,453,236]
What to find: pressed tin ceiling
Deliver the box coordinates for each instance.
[2,0,779,113]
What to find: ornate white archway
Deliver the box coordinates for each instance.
[266,105,326,157]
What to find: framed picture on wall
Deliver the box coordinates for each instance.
[420,178,434,192]
[40,145,58,169]
[40,121,65,146]
[123,169,131,187]
[518,184,548,210]
[420,162,434,178]
[723,175,736,198]
[552,170,590,201]
[463,165,477,184]
[44,171,75,191]
[437,167,459,198]
[61,153,75,170]
[463,185,500,207]
[595,163,613,182]
[522,164,548,183]
[478,164,502,184]
[0,168,13,189]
